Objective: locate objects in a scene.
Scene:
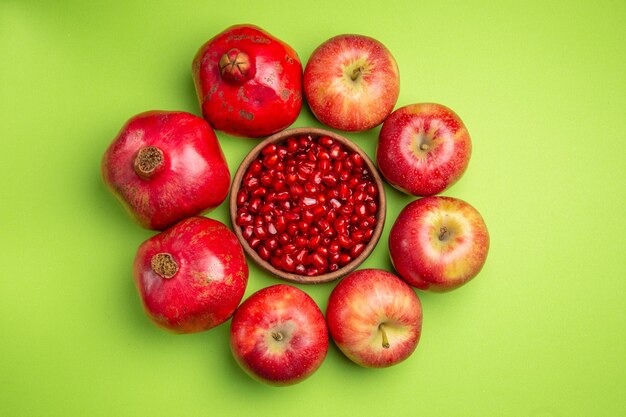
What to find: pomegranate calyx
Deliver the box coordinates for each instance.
[134,146,164,179]
[219,49,252,83]
[151,253,178,279]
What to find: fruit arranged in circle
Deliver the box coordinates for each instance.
[133,216,248,333]
[101,111,230,230]
[326,269,423,368]
[192,24,303,138]
[389,196,489,291]
[230,284,329,386]
[377,103,472,196]
[304,34,400,132]
[234,133,381,277]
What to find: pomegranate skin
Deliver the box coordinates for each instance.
[192,24,303,138]
[101,111,231,230]
[133,216,249,334]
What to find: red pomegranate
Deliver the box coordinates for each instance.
[101,111,230,230]
[133,216,249,334]
[192,24,302,138]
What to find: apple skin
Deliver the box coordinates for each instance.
[230,284,329,386]
[377,103,471,196]
[389,196,489,292]
[304,34,400,132]
[326,269,422,368]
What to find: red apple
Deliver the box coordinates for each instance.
[389,196,489,291]
[304,34,399,132]
[230,284,328,386]
[326,269,422,368]
[377,103,471,196]
[133,216,248,333]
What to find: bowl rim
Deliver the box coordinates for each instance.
[229,127,386,284]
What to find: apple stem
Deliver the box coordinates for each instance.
[379,323,390,349]
[439,227,449,241]
[350,66,364,81]
[272,332,283,342]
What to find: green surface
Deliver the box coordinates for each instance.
[1,1,625,416]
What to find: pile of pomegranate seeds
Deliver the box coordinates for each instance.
[235,135,379,276]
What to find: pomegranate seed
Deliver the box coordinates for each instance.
[318,149,331,160]
[329,242,341,254]
[310,253,328,270]
[248,197,261,213]
[295,264,306,274]
[275,215,287,232]
[274,180,286,191]
[284,211,300,222]
[251,186,267,197]
[350,153,363,167]
[270,256,282,269]
[265,237,278,251]
[350,243,366,258]
[306,267,320,276]
[338,234,352,249]
[312,205,326,219]
[266,223,278,235]
[242,225,254,240]
[308,235,322,250]
[283,244,296,254]
[322,173,338,187]
[338,183,350,199]
[290,184,304,197]
[367,200,377,214]
[244,176,260,189]
[258,246,271,260]
[355,203,368,217]
[302,209,315,222]
[236,212,253,226]
[329,263,339,272]
[259,203,274,215]
[249,160,263,174]
[319,136,334,147]
[294,236,308,248]
[338,253,352,266]
[329,144,343,159]
[352,230,365,243]
[254,226,268,239]
[286,223,299,236]
[278,233,290,245]
[287,138,298,153]
[262,143,277,156]
[236,190,248,206]
[298,221,310,234]
[294,249,308,264]
[285,173,298,184]
[318,159,331,172]
[248,237,262,248]
[353,190,367,202]
[263,154,278,168]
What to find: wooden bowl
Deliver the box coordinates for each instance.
[229,127,386,284]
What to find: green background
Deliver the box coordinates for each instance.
[1,1,624,416]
